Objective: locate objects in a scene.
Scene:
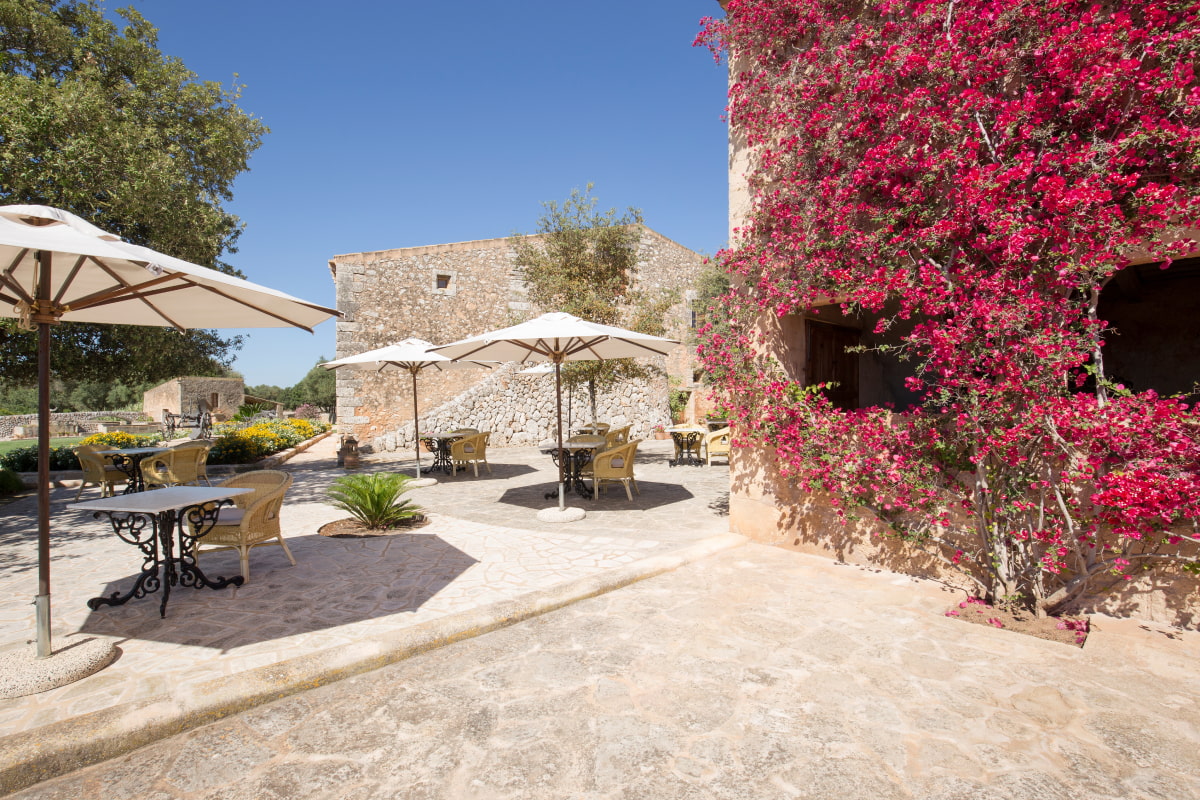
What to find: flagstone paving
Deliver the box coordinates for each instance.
[0,435,729,735]
[9,541,1200,799]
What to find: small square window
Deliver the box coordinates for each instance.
[436,274,452,290]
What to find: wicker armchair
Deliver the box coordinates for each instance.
[604,424,632,449]
[704,427,731,466]
[191,470,295,582]
[141,442,212,488]
[168,441,212,485]
[73,445,127,500]
[450,432,491,477]
[591,439,641,501]
[566,434,607,479]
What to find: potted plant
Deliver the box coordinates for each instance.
[652,424,670,440]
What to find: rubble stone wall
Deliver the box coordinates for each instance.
[0,411,150,439]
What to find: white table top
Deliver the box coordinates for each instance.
[666,425,705,433]
[562,440,604,451]
[70,486,252,515]
[423,432,467,439]
[102,447,168,457]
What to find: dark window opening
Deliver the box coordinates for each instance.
[436,274,452,290]
[805,319,860,410]
[1096,256,1200,401]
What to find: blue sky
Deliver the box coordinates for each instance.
[118,0,731,388]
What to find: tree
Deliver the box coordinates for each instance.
[0,0,268,384]
[513,185,677,421]
[698,1,1200,615]
[290,358,336,412]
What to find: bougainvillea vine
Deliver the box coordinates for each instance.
[696,0,1200,615]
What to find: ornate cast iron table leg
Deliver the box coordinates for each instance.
[87,500,244,618]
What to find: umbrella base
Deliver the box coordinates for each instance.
[407,477,438,488]
[536,506,587,524]
[0,636,117,699]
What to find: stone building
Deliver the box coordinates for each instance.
[329,227,704,452]
[142,376,244,422]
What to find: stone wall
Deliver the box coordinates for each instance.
[359,362,671,453]
[0,411,150,439]
[330,227,702,451]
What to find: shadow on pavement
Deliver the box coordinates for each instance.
[77,532,478,651]
[494,480,696,510]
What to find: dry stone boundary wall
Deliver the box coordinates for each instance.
[0,412,149,440]
[363,363,671,453]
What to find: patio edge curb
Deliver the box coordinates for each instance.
[0,532,747,796]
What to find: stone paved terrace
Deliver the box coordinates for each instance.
[0,435,729,735]
[9,541,1200,799]
[3,435,1200,798]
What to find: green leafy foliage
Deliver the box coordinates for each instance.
[0,468,24,494]
[232,402,274,422]
[0,0,267,384]
[208,418,328,465]
[0,445,79,472]
[290,359,336,411]
[80,432,159,448]
[326,472,423,530]
[513,185,676,415]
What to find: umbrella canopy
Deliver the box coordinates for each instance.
[433,312,678,516]
[0,205,333,331]
[430,311,678,364]
[0,204,339,660]
[321,338,494,478]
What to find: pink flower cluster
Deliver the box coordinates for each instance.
[695,0,1200,615]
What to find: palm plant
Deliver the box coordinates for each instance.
[326,472,423,530]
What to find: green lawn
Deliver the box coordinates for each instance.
[0,437,87,456]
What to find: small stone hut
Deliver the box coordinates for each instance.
[142,377,244,422]
[329,227,704,452]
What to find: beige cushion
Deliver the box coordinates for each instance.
[213,508,245,526]
[611,458,624,467]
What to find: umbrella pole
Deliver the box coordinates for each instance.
[555,360,565,511]
[411,369,421,480]
[35,253,52,658]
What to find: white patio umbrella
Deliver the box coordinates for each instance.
[432,312,678,520]
[321,338,494,480]
[0,204,339,664]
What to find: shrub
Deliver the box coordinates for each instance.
[326,473,423,529]
[292,403,321,420]
[232,402,275,422]
[207,418,329,465]
[0,445,82,472]
[0,469,25,494]
[80,432,160,449]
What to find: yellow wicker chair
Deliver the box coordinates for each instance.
[168,441,212,486]
[73,445,128,500]
[604,424,632,450]
[566,434,607,479]
[191,470,295,582]
[450,432,491,477]
[704,427,731,466]
[591,439,642,501]
[140,442,210,488]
